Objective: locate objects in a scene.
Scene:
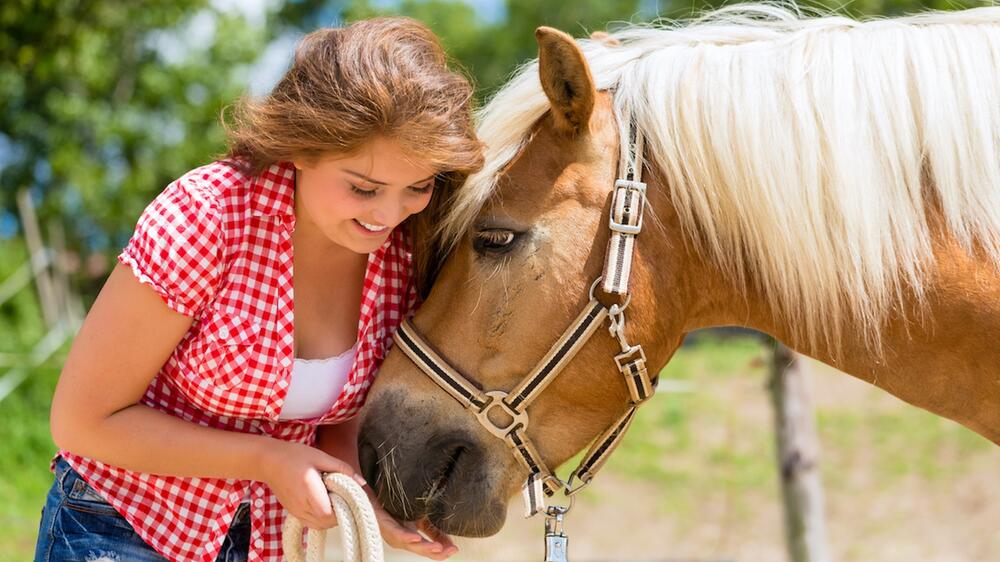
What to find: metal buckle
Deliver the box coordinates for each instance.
[475,391,529,439]
[615,178,647,194]
[607,304,635,353]
[543,504,571,562]
[614,345,647,373]
[609,179,646,235]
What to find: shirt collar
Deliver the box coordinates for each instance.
[249,161,296,219]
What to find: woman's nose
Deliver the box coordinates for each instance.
[370,197,406,227]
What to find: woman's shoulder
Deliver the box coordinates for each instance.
[129,160,253,254]
[120,160,254,317]
[171,160,255,214]
[176,160,296,222]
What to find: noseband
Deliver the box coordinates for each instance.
[393,114,656,518]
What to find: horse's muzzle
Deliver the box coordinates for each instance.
[357,390,507,536]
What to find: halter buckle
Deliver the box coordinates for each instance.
[614,345,647,373]
[609,179,647,235]
[614,178,647,195]
[476,391,529,439]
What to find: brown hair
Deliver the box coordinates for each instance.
[225,17,484,295]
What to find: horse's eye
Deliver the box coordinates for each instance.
[473,228,519,255]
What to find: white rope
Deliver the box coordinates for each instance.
[282,472,384,562]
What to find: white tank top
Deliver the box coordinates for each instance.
[277,342,358,420]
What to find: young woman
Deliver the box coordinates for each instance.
[34,17,483,562]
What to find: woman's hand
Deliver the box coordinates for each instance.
[259,440,365,530]
[368,491,458,560]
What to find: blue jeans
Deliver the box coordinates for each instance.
[34,457,250,562]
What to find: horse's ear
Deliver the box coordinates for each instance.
[535,27,595,136]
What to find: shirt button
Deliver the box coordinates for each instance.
[254,538,263,549]
[218,326,230,339]
[254,498,264,508]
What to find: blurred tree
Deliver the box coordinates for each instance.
[275,0,646,97]
[0,1,269,262]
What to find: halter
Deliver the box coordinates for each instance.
[393,113,655,520]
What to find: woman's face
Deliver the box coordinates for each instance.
[293,137,437,254]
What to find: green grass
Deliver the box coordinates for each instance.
[598,335,775,519]
[0,238,64,561]
[817,408,993,481]
[0,365,60,561]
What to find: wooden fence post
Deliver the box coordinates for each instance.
[768,339,831,562]
[0,194,81,404]
[46,220,84,328]
[16,189,59,329]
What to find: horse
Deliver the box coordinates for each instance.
[357,5,1000,539]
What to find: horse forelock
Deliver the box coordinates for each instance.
[440,3,1000,353]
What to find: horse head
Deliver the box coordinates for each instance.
[357,27,691,536]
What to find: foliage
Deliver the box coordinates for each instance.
[0,239,67,561]
[0,1,268,256]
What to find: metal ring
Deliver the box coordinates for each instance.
[620,292,633,311]
[475,391,529,439]
[541,475,576,514]
[587,277,604,302]
[563,473,591,497]
[588,276,633,311]
[542,474,566,494]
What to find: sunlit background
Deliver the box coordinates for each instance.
[2,1,998,561]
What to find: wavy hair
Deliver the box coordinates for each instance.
[225,17,484,295]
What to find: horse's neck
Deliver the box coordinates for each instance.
[640,179,1000,444]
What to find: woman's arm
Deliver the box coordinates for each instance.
[315,416,363,473]
[52,264,269,479]
[50,264,354,528]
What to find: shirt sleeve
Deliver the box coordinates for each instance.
[118,176,225,317]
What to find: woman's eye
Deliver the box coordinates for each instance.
[409,182,434,195]
[350,184,377,198]
[473,228,519,255]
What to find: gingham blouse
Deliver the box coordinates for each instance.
[57,161,418,562]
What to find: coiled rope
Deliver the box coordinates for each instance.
[282,472,384,562]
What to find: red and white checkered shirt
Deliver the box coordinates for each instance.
[57,161,418,562]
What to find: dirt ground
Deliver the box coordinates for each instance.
[332,356,1000,562]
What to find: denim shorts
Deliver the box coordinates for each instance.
[34,457,250,562]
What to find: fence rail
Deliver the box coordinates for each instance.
[0,322,72,402]
[0,189,82,405]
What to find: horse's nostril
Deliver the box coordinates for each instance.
[358,440,380,487]
[430,438,473,485]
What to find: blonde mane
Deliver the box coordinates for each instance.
[441,3,1000,351]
